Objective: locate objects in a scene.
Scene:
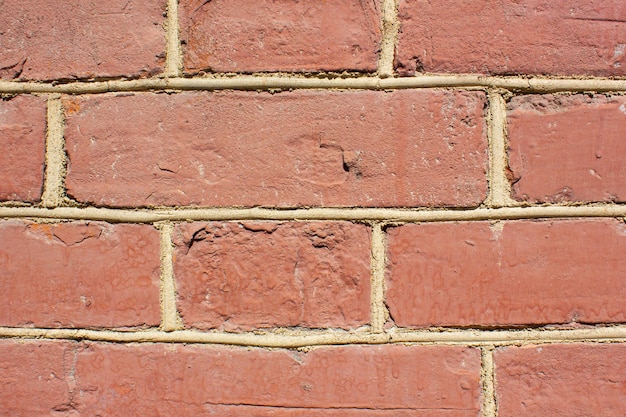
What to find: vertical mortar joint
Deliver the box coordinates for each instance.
[486,90,516,209]
[370,222,389,333]
[165,0,183,77]
[480,346,497,417]
[41,94,68,208]
[157,221,183,331]
[377,0,400,78]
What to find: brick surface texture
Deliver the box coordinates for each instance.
[396,0,626,76]
[386,219,626,327]
[173,221,371,331]
[0,0,166,80]
[3,0,626,415]
[495,344,626,415]
[63,90,487,208]
[180,0,381,73]
[508,94,626,203]
[0,221,161,328]
[0,95,46,202]
[1,341,480,415]
[0,341,73,415]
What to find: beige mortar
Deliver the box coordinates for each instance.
[1,205,626,223]
[370,223,388,332]
[480,347,497,417]
[377,0,399,77]
[486,91,518,208]
[41,94,68,208]
[164,0,182,77]
[2,75,626,95]
[156,221,183,331]
[0,326,625,348]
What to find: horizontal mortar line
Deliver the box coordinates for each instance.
[0,327,388,348]
[0,326,625,347]
[2,75,626,94]
[389,326,626,345]
[1,205,626,223]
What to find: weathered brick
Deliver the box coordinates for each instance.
[0,95,46,202]
[386,220,626,327]
[495,343,626,415]
[173,222,371,331]
[0,340,74,415]
[74,343,480,415]
[396,0,626,76]
[179,0,381,73]
[508,94,626,203]
[0,221,161,328]
[64,90,487,208]
[0,0,165,80]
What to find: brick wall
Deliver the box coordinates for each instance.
[1,0,625,415]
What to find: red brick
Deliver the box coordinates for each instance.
[0,95,46,202]
[0,221,161,328]
[0,340,73,415]
[508,94,626,203]
[396,0,626,76]
[0,0,165,80]
[173,222,371,331]
[74,343,480,415]
[179,0,381,73]
[64,90,487,208]
[495,343,626,415]
[386,219,626,327]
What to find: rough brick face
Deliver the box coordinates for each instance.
[0,221,161,328]
[386,220,626,327]
[0,95,46,202]
[495,344,626,415]
[508,94,626,203]
[173,222,371,331]
[0,340,73,415]
[63,90,487,208]
[179,0,381,73]
[396,0,626,76]
[0,0,165,80]
[74,343,480,415]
